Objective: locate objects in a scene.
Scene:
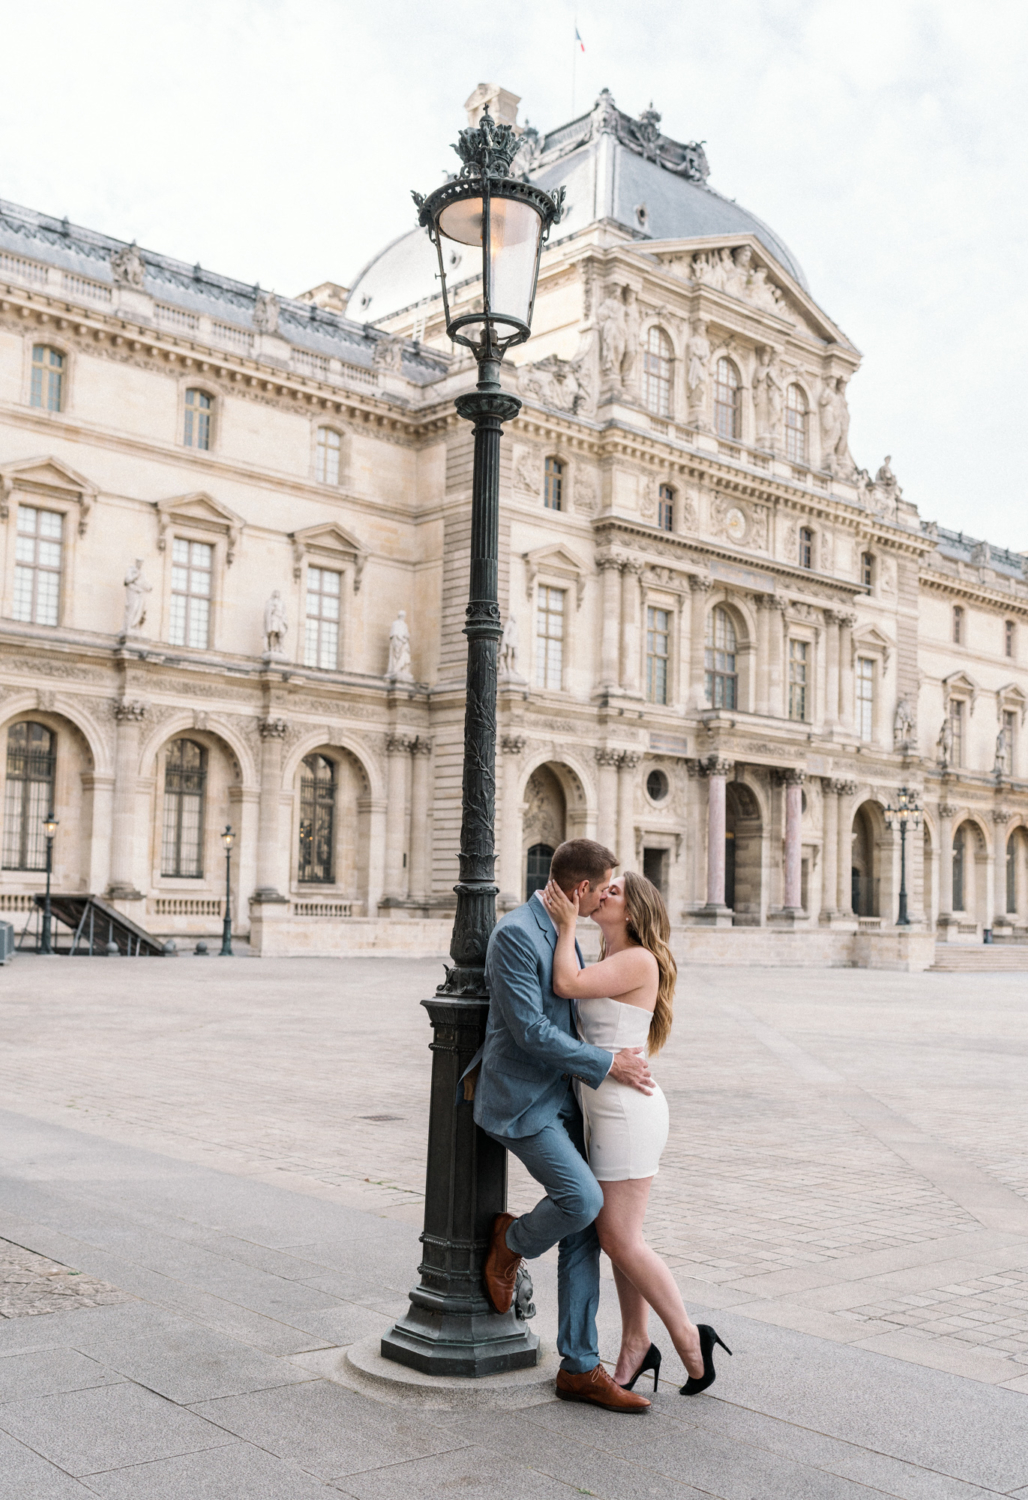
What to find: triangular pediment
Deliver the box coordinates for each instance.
[0,455,98,498]
[852,624,892,667]
[156,492,244,562]
[998,683,1028,724]
[943,670,979,714]
[523,544,587,607]
[290,522,367,589]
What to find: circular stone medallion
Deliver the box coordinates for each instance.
[724,507,747,542]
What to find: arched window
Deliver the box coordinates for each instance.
[525,843,554,900]
[704,606,737,709]
[861,552,874,590]
[952,826,965,911]
[30,345,64,411]
[1007,832,1018,915]
[161,739,207,877]
[315,427,342,485]
[643,327,673,417]
[714,358,740,440]
[183,389,212,450]
[544,456,563,511]
[657,484,674,532]
[2,722,55,871]
[799,526,813,569]
[785,384,807,462]
[299,754,336,883]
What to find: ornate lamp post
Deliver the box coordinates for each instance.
[884,788,922,926]
[219,826,234,957]
[40,813,58,954]
[381,111,564,1377]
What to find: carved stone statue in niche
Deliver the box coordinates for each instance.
[686,323,711,425]
[123,559,152,636]
[513,449,538,494]
[819,376,854,476]
[110,242,145,289]
[597,288,628,380]
[253,291,280,334]
[875,456,902,499]
[387,610,413,682]
[499,614,525,683]
[995,722,1010,776]
[263,591,288,659]
[937,714,954,770]
[753,346,784,447]
[894,696,915,750]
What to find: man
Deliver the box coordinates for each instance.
[470,838,655,1413]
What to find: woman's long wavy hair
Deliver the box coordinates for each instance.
[601,870,676,1054]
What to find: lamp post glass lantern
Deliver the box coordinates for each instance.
[884,788,922,926]
[381,111,563,1378]
[40,813,58,954]
[220,826,234,956]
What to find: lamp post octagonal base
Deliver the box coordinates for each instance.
[381,1305,539,1377]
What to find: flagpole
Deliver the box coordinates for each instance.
[572,18,577,115]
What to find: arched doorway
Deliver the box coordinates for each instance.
[725,780,762,924]
[292,745,367,897]
[1008,827,1028,922]
[523,763,566,900]
[952,820,987,927]
[852,803,879,916]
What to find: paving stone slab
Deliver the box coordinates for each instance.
[0,1428,99,1500]
[80,1439,338,1499]
[0,1347,123,1404]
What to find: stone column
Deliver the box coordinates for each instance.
[755,595,772,716]
[598,557,622,692]
[823,610,840,730]
[408,736,433,905]
[838,613,856,733]
[991,810,1009,930]
[937,802,957,924]
[383,734,413,904]
[835,780,857,914]
[820,777,839,919]
[766,596,786,717]
[704,757,733,907]
[83,773,115,897]
[620,562,643,696]
[688,575,712,711]
[497,735,525,907]
[616,751,640,868]
[107,700,147,900]
[783,769,805,912]
[595,749,620,854]
[253,718,288,901]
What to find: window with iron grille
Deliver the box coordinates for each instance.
[861,552,874,589]
[785,384,807,462]
[643,327,673,417]
[1005,620,1015,659]
[183,389,212,449]
[952,605,963,645]
[857,657,874,741]
[646,606,670,704]
[952,826,965,910]
[298,754,335,883]
[1008,833,1018,915]
[704,606,737,710]
[544,456,563,511]
[714,358,740,439]
[788,639,809,720]
[30,345,64,411]
[12,505,62,626]
[161,739,206,877]
[304,567,341,669]
[799,527,813,569]
[657,484,674,532]
[525,843,555,900]
[535,586,565,690]
[316,427,341,485]
[170,538,212,649]
[2,722,55,871]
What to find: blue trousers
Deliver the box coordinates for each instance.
[487,1090,604,1373]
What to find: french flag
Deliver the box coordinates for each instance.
[575,26,585,51]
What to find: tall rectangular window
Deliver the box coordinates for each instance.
[304,567,341,670]
[788,639,808,721]
[799,527,813,569]
[861,552,874,589]
[30,345,64,411]
[657,484,674,532]
[315,427,341,485]
[1005,620,1015,659]
[2,722,55,871]
[544,457,563,511]
[535,587,564,690]
[12,506,62,626]
[1003,709,1016,776]
[183,389,212,449]
[953,605,963,644]
[856,657,874,741]
[161,738,206,877]
[950,698,964,766]
[169,538,212,649]
[646,607,670,705]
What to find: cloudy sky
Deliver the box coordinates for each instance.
[1,0,1024,547]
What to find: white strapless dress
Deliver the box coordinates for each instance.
[576,996,669,1181]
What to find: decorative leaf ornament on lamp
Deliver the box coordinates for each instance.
[413,108,565,362]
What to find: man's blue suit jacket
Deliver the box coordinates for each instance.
[472,897,613,1141]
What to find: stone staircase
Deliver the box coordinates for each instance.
[931,944,1028,972]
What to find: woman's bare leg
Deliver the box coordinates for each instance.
[598,1177,703,1381]
[610,1262,652,1385]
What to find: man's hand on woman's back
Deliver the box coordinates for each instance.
[609,1047,655,1094]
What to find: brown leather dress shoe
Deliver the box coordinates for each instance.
[483,1212,521,1314]
[555,1364,651,1412]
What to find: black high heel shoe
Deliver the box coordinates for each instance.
[679,1324,731,1396]
[619,1341,662,1392]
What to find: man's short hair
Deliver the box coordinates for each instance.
[550,839,618,893]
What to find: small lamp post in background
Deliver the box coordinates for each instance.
[884,788,922,927]
[381,110,564,1378]
[219,826,234,956]
[40,812,58,954]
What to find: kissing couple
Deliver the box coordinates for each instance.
[466,838,730,1412]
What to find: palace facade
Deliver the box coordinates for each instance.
[1,83,1025,965]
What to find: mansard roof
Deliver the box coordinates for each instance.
[0,197,447,388]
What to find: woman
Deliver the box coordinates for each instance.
[541,870,730,1395]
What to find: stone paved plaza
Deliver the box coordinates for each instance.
[1,954,1027,1497]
